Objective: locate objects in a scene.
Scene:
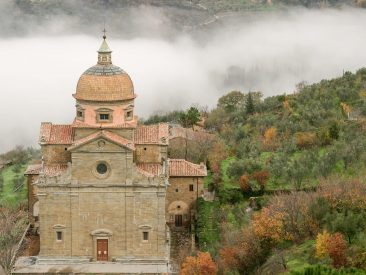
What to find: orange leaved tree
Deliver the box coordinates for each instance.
[251,170,270,191]
[315,231,347,268]
[252,207,286,243]
[181,251,217,275]
[327,233,347,268]
[239,174,251,192]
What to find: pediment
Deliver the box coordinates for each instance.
[69,130,135,152]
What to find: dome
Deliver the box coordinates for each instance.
[73,38,135,102]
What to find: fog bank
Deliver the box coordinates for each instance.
[1,8,366,153]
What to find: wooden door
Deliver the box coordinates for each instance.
[97,239,108,261]
[175,214,183,227]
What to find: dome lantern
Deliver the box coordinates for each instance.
[97,30,112,65]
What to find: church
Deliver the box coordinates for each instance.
[15,35,207,274]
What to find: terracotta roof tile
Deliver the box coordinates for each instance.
[24,164,68,177]
[136,166,156,178]
[134,123,169,145]
[69,130,135,151]
[169,159,207,177]
[72,119,137,129]
[39,123,74,145]
[74,73,136,102]
[136,163,162,176]
[137,160,207,177]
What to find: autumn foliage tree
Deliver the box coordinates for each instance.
[239,174,251,192]
[252,207,286,243]
[327,233,348,268]
[294,131,317,149]
[251,170,270,191]
[180,251,217,275]
[263,127,277,150]
[219,246,240,272]
[316,230,331,259]
[316,231,348,268]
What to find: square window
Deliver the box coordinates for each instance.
[175,189,179,192]
[143,231,149,241]
[56,231,62,241]
[126,111,133,119]
[189,184,194,191]
[77,111,83,117]
[100,114,109,120]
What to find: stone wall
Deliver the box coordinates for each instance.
[27,174,39,226]
[135,144,167,163]
[37,184,168,260]
[42,145,71,164]
[70,139,133,184]
[165,177,204,227]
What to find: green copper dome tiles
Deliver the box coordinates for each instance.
[83,65,125,76]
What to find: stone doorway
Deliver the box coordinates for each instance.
[97,239,108,261]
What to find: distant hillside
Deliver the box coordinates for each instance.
[1,0,364,37]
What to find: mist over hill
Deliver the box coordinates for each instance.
[0,0,366,153]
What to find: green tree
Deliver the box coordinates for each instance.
[179,107,200,128]
[217,91,245,112]
[326,210,366,244]
[329,122,340,140]
[245,92,255,115]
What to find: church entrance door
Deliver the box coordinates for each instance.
[175,215,183,227]
[97,239,108,261]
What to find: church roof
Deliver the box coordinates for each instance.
[73,37,135,102]
[39,123,74,145]
[169,159,207,177]
[68,130,135,151]
[136,163,162,176]
[74,73,135,102]
[134,123,169,145]
[25,164,68,177]
[72,119,137,129]
[137,159,207,177]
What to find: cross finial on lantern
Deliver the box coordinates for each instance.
[102,28,107,40]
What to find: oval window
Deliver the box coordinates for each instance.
[96,163,108,174]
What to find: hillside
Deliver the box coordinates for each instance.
[0,146,38,207]
[2,0,364,38]
[2,69,366,273]
[148,68,366,273]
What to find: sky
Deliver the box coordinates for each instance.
[1,4,366,153]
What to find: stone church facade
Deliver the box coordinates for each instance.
[20,36,206,273]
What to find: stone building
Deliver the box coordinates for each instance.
[17,35,206,274]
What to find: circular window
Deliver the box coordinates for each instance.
[97,140,106,148]
[96,163,108,174]
[93,161,110,179]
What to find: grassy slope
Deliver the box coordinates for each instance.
[196,198,221,256]
[0,164,28,207]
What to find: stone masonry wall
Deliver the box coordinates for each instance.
[37,185,167,260]
[166,177,204,226]
[42,145,71,164]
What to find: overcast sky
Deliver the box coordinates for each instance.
[1,6,366,153]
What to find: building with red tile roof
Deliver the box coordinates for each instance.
[20,34,207,274]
